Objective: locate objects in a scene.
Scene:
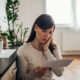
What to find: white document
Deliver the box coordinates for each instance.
[0,49,16,58]
[43,59,74,68]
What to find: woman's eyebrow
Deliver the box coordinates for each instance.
[42,29,53,32]
[49,31,53,32]
[49,30,53,32]
[42,29,47,30]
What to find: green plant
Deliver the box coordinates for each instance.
[3,0,20,47]
[1,31,8,36]
[15,22,29,46]
[1,30,16,47]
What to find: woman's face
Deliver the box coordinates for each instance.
[34,24,54,43]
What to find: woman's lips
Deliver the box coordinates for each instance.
[43,39,47,41]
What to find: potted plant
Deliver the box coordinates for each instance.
[3,0,20,47]
[1,30,8,49]
[15,22,29,46]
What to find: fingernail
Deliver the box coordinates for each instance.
[43,67,45,69]
[46,67,48,69]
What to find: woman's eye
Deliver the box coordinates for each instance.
[42,30,46,32]
[49,32,53,34]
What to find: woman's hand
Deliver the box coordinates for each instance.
[33,66,49,78]
[42,35,53,51]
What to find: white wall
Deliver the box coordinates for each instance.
[1,0,80,55]
[16,0,44,39]
[53,27,80,55]
[17,0,80,55]
[0,0,7,31]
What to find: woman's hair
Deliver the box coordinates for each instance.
[26,14,56,55]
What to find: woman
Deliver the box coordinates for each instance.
[17,14,64,80]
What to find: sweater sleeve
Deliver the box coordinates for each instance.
[44,43,64,77]
[17,46,36,80]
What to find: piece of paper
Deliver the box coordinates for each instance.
[43,59,74,68]
[0,49,16,58]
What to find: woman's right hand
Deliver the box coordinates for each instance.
[33,66,49,78]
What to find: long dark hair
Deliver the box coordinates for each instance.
[26,14,56,55]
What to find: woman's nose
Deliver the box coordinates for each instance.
[45,33,50,38]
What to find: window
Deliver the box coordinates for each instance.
[46,0,80,30]
[46,0,71,26]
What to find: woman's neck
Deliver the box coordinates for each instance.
[31,37,42,51]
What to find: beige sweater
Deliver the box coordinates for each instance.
[17,42,64,80]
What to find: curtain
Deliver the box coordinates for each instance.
[70,0,80,31]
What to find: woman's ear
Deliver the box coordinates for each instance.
[34,24,37,31]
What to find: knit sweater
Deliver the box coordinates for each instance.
[17,42,64,80]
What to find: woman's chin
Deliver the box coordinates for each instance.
[41,40,47,44]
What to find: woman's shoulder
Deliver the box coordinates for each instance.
[17,42,30,55]
[18,42,30,49]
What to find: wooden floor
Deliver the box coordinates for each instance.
[55,55,80,80]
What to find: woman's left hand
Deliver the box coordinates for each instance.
[42,35,53,51]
